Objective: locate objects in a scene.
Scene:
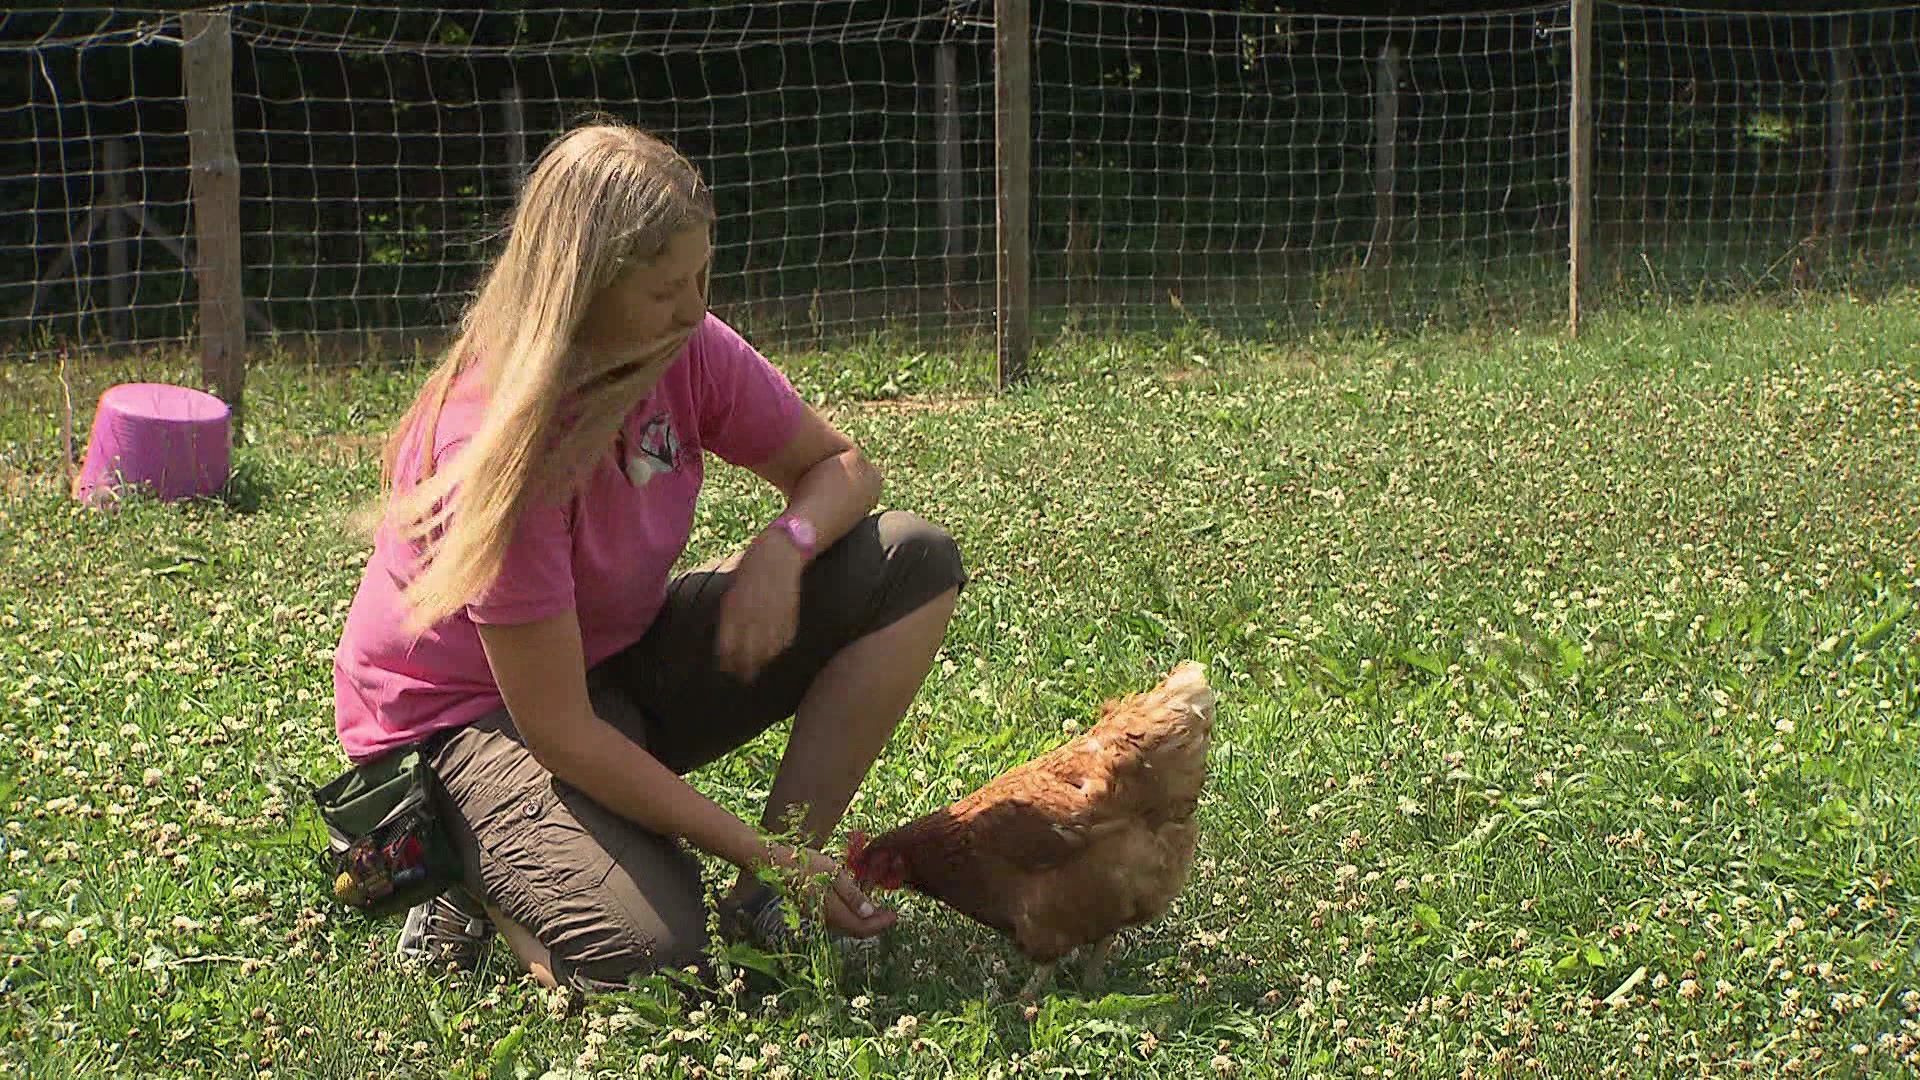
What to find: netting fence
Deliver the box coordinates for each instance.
[4,1,1917,380]
[1600,3,1919,301]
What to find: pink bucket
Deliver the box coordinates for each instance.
[72,382,231,506]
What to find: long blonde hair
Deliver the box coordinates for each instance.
[375,120,715,633]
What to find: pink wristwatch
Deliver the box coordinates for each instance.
[767,513,818,558]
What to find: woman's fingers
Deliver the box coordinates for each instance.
[712,563,803,682]
[823,890,897,938]
[831,869,880,920]
[831,870,896,936]
[771,849,896,940]
[714,604,761,679]
[714,601,788,682]
[714,595,739,658]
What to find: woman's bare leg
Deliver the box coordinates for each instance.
[726,586,958,901]
[486,903,557,989]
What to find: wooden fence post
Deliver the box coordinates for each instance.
[1364,42,1400,270]
[1568,0,1594,338]
[936,40,964,319]
[103,138,131,342]
[1825,16,1855,244]
[994,0,1031,387]
[501,81,527,196]
[182,9,246,435]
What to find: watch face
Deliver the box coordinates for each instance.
[786,517,817,548]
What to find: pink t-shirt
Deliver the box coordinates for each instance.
[333,313,804,763]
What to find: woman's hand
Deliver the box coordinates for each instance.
[768,843,897,939]
[723,400,882,683]
[714,532,806,681]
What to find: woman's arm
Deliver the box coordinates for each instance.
[476,609,895,936]
[752,404,882,549]
[477,611,770,867]
[714,405,882,678]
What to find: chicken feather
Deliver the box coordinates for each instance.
[849,661,1215,992]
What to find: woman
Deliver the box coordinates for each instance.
[331,121,965,992]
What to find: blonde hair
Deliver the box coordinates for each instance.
[373,120,715,633]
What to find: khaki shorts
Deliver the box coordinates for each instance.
[422,510,964,991]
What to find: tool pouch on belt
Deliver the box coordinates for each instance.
[310,749,459,917]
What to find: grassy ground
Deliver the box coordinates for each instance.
[2,293,1919,1078]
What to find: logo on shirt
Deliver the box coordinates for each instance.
[620,412,679,487]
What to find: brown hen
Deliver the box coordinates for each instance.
[848,661,1215,997]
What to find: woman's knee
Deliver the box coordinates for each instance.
[550,927,708,993]
[544,858,711,992]
[872,509,966,605]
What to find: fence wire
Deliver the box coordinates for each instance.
[2,1,1917,365]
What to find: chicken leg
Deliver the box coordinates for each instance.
[1018,961,1057,1001]
[1078,934,1116,994]
[1016,933,1118,1001]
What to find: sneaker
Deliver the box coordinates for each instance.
[716,883,875,958]
[717,883,801,953]
[397,889,494,972]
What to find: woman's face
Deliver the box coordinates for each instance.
[577,225,711,363]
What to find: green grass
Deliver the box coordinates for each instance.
[4,292,1920,1078]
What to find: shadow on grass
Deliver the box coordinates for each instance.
[598,918,1279,1067]
[218,456,272,515]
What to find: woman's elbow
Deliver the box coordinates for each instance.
[514,715,583,781]
[518,729,566,777]
[850,446,883,504]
